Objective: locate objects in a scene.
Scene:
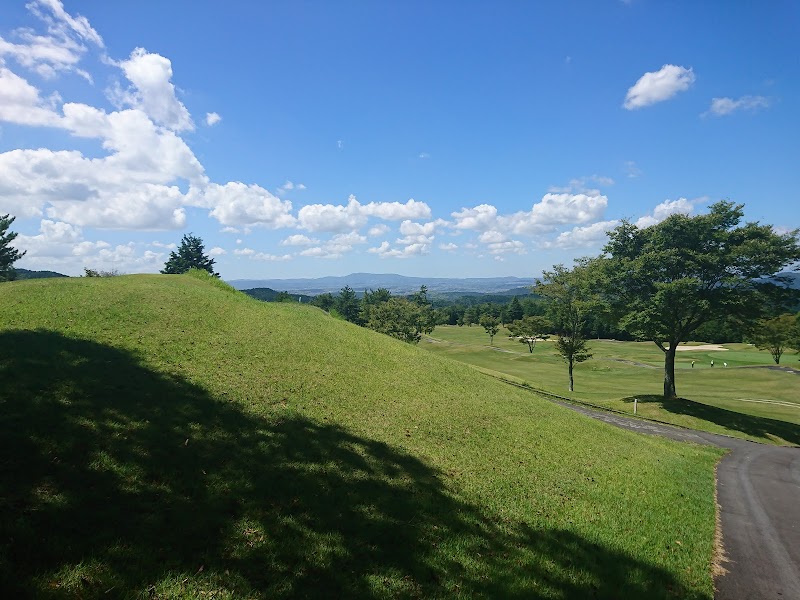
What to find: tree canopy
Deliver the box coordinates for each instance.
[161,234,219,277]
[534,262,593,392]
[507,316,551,353]
[0,214,26,282]
[598,201,800,397]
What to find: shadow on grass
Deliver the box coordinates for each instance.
[0,330,702,599]
[624,395,800,446]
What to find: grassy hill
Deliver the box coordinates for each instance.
[0,273,722,599]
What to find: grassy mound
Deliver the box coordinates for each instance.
[0,273,721,599]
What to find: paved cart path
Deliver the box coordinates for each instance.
[554,400,800,600]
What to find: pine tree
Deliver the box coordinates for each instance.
[0,214,26,282]
[161,233,219,277]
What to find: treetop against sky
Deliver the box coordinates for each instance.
[1,1,797,279]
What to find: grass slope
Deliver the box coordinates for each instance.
[424,326,800,445]
[0,273,721,599]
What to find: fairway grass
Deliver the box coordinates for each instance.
[1,274,722,598]
[424,325,800,446]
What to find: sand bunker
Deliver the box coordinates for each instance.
[674,344,728,351]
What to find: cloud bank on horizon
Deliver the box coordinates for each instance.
[0,1,791,279]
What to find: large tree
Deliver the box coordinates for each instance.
[0,214,26,282]
[534,262,593,392]
[599,201,800,398]
[161,234,219,277]
[366,297,435,344]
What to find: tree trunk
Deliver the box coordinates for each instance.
[568,360,574,392]
[664,345,677,398]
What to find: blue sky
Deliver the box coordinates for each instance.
[2,1,798,280]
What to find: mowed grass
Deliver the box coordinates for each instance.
[424,325,800,446]
[0,273,722,599]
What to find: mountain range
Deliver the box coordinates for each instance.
[227,273,536,295]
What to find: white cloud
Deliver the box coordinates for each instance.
[280,234,318,246]
[234,248,255,256]
[205,112,222,126]
[109,48,193,132]
[298,232,367,259]
[624,64,695,110]
[367,224,390,237]
[0,0,103,80]
[208,246,226,256]
[502,192,608,235]
[204,182,296,228]
[298,195,431,233]
[547,220,619,249]
[337,139,343,149]
[487,240,526,255]
[635,197,696,228]
[478,230,507,244]
[418,152,430,159]
[0,67,62,126]
[439,242,458,251]
[704,95,770,117]
[13,218,167,275]
[368,240,429,259]
[451,204,498,231]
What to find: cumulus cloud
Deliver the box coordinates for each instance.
[299,232,367,259]
[546,220,619,249]
[13,218,167,274]
[208,246,226,256]
[451,204,498,231]
[439,242,458,251]
[0,67,62,126]
[298,195,431,233]
[624,64,695,110]
[109,48,194,131]
[205,111,222,126]
[367,224,390,237]
[704,95,770,117]
[280,234,318,246]
[368,240,429,259]
[635,197,696,228]
[203,182,296,229]
[486,240,526,255]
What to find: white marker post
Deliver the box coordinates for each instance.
[634,398,638,415]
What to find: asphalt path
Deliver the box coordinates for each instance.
[552,400,800,600]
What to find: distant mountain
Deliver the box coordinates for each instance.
[228,273,536,295]
[14,268,69,280]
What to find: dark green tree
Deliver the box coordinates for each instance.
[335,286,361,324]
[507,316,551,353]
[598,201,800,398]
[479,314,500,346]
[535,262,594,392]
[312,292,335,312]
[506,296,524,322]
[366,297,435,344]
[463,305,478,327]
[0,214,26,282]
[161,234,219,277]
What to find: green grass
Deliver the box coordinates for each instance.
[0,273,722,598]
[423,325,800,446]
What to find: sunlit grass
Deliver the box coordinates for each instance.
[424,325,800,445]
[0,273,721,598]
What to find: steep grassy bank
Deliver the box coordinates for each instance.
[0,273,721,598]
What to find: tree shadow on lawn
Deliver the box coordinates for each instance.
[624,395,800,446]
[0,330,702,599]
